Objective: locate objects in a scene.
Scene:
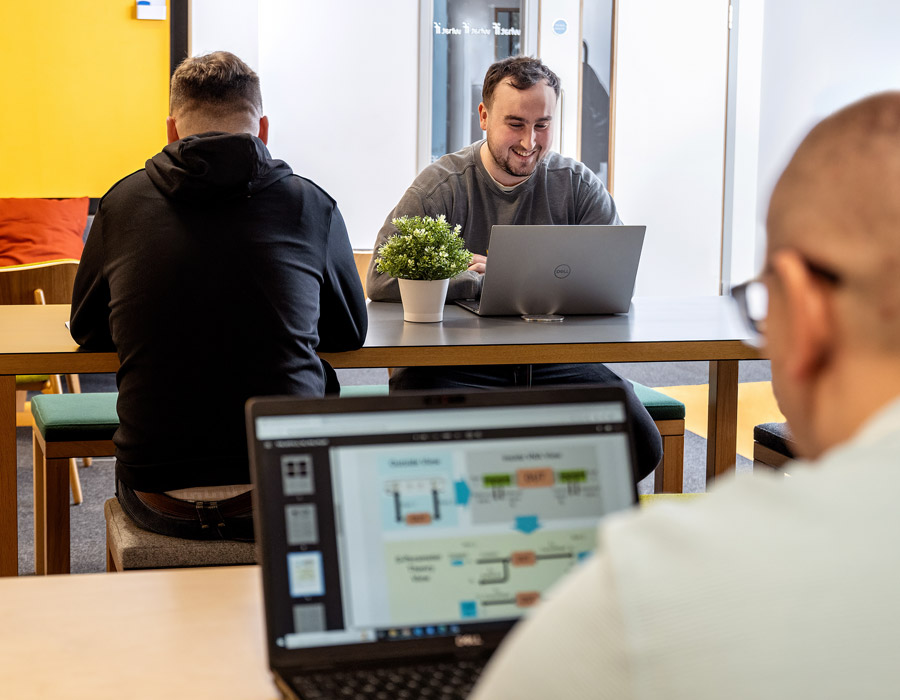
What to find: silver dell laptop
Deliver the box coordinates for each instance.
[456,224,646,316]
[246,387,639,699]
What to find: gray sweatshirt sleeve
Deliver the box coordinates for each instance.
[366,186,482,302]
[575,175,623,226]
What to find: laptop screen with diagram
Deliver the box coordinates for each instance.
[247,388,638,671]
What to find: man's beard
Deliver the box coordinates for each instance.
[487,137,541,179]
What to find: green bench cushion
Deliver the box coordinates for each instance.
[628,380,686,421]
[341,383,683,420]
[28,383,681,443]
[29,387,389,442]
[31,392,119,441]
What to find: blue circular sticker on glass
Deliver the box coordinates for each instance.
[553,19,568,35]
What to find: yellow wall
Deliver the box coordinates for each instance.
[0,2,169,197]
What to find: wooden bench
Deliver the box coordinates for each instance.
[753,421,796,471]
[630,381,686,493]
[30,392,117,574]
[30,387,389,574]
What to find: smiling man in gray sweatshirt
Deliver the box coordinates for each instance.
[366,56,661,482]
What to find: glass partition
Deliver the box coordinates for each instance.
[580,0,614,186]
[430,0,525,162]
[422,0,615,186]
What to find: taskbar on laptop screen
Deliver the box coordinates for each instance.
[284,618,523,651]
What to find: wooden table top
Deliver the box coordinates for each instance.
[0,566,278,698]
[0,304,115,374]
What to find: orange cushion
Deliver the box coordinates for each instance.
[0,197,88,267]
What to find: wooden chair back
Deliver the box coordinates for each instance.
[0,259,80,305]
[353,250,372,298]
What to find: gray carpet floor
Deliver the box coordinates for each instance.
[15,361,769,575]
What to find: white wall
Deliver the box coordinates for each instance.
[614,0,730,297]
[258,0,420,251]
[537,0,581,159]
[752,0,900,269]
[190,0,260,70]
[725,0,764,288]
[193,0,419,251]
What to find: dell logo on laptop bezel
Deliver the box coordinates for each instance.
[454,634,484,648]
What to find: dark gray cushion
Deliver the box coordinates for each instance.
[754,421,796,458]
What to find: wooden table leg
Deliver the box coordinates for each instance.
[33,433,46,575]
[706,360,740,487]
[44,455,70,575]
[0,374,18,576]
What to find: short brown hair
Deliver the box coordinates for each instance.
[482,56,560,108]
[169,51,262,118]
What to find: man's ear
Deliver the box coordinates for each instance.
[166,117,180,145]
[770,249,834,382]
[257,116,269,145]
[478,102,488,132]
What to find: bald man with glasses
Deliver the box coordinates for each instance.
[470,92,900,699]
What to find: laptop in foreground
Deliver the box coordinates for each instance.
[247,387,639,699]
[455,224,646,316]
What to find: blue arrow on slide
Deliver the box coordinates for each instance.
[455,480,471,506]
[515,515,540,534]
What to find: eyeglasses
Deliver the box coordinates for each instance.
[730,279,768,348]
[730,256,842,348]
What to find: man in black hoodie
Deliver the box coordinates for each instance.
[70,52,367,540]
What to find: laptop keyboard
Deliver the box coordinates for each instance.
[290,659,486,699]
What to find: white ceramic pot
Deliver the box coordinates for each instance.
[398,278,450,322]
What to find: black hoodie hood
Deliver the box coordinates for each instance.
[145,132,293,202]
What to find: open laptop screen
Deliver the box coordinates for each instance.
[248,388,638,670]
